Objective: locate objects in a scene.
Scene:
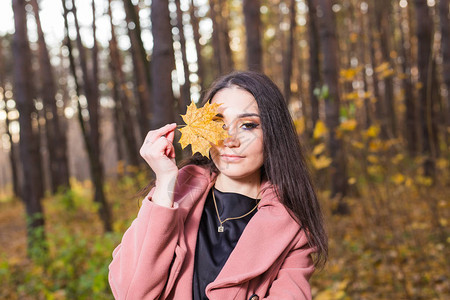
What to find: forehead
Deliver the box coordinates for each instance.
[211,87,259,115]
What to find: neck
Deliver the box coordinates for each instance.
[214,171,261,199]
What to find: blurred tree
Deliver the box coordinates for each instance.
[210,0,234,76]
[64,0,112,231]
[0,39,20,199]
[175,0,192,110]
[414,0,439,179]
[189,0,205,92]
[107,0,140,168]
[12,0,46,252]
[282,0,296,103]
[396,1,417,155]
[317,0,348,212]
[306,0,321,134]
[368,1,386,138]
[243,0,263,72]
[439,0,450,146]
[357,1,372,129]
[151,0,176,128]
[30,0,71,194]
[374,0,397,138]
[123,0,152,138]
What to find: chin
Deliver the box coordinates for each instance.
[215,163,262,180]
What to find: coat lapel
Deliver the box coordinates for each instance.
[205,181,302,299]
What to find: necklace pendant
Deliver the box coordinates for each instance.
[218,225,224,232]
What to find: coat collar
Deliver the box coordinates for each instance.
[180,166,302,297]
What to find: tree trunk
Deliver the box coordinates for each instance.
[439,0,450,147]
[108,0,140,167]
[358,4,372,129]
[374,0,397,137]
[123,0,152,138]
[30,0,70,193]
[12,0,46,254]
[189,0,205,91]
[282,0,296,103]
[368,1,386,137]
[317,0,348,212]
[210,0,234,76]
[0,37,21,199]
[414,0,438,179]
[306,0,321,134]
[67,0,112,231]
[243,0,263,72]
[151,0,176,128]
[175,0,191,109]
[397,2,417,155]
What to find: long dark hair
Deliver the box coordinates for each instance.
[183,71,328,267]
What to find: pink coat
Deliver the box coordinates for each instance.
[109,165,315,300]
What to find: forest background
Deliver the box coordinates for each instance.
[0,0,449,299]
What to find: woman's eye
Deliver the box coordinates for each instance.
[241,122,259,130]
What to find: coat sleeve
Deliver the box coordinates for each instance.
[263,234,316,300]
[108,188,181,300]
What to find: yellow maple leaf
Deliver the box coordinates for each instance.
[178,101,229,157]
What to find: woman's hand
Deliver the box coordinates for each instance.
[140,123,178,179]
[140,123,179,207]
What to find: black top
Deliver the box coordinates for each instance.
[192,187,259,300]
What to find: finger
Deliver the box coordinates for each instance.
[151,136,175,158]
[144,123,177,144]
[154,123,177,138]
[166,128,175,143]
[165,143,175,157]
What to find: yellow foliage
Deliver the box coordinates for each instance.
[339,119,357,132]
[315,280,349,300]
[178,101,229,157]
[312,143,327,156]
[369,140,383,152]
[437,158,449,170]
[293,117,305,135]
[415,175,433,186]
[351,141,364,149]
[368,165,383,176]
[311,155,333,170]
[313,120,328,139]
[392,154,404,165]
[343,92,359,101]
[348,177,357,185]
[365,125,380,138]
[116,160,125,176]
[375,62,391,73]
[380,68,395,79]
[125,165,139,174]
[340,66,363,81]
[391,173,405,185]
[367,155,379,164]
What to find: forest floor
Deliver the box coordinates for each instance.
[0,166,449,299]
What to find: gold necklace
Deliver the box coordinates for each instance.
[212,188,260,233]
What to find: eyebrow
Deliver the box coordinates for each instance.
[215,113,260,118]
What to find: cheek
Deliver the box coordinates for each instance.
[209,145,221,162]
[241,132,263,154]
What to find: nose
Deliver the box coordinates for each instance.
[223,126,240,148]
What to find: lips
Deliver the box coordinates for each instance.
[220,154,244,162]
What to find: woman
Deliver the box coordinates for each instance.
[108,71,327,300]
